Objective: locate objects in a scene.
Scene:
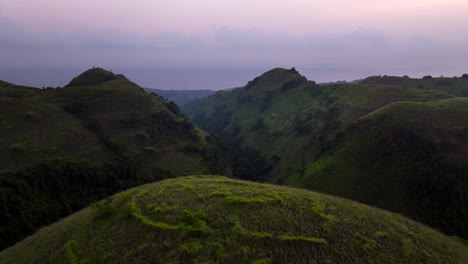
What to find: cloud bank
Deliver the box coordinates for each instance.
[1,1,467,89]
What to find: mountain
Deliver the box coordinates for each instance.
[144,88,216,105]
[360,75,468,97]
[1,175,466,264]
[0,68,229,250]
[181,67,467,238]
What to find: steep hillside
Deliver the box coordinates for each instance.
[181,68,467,237]
[290,98,468,238]
[1,176,466,264]
[360,75,468,97]
[0,69,228,250]
[145,88,216,105]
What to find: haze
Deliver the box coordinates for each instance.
[1,0,468,89]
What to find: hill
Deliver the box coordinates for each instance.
[145,88,216,105]
[0,68,229,250]
[64,67,126,87]
[182,68,453,183]
[360,75,468,97]
[1,176,466,264]
[181,68,467,237]
[288,98,468,237]
[0,80,40,97]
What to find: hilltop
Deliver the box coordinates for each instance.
[64,67,126,87]
[181,67,467,238]
[0,69,229,249]
[1,176,466,264]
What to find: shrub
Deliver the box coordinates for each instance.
[91,197,116,219]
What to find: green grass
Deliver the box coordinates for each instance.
[1,176,466,264]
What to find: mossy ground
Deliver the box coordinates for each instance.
[1,176,467,264]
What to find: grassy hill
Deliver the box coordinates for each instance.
[0,68,229,250]
[181,68,467,238]
[182,68,453,183]
[360,75,468,97]
[1,176,466,264]
[288,98,468,238]
[144,88,216,105]
[64,68,126,87]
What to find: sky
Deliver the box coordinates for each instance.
[1,0,468,89]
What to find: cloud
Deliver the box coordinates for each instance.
[1,18,467,87]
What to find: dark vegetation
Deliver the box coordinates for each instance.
[182,68,468,239]
[0,157,173,249]
[1,176,466,264]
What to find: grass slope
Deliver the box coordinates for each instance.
[1,176,466,264]
[0,69,228,249]
[289,98,468,238]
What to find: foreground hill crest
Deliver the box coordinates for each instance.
[1,176,466,264]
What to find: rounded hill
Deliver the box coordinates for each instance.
[65,67,126,87]
[1,176,466,264]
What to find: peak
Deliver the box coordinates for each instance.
[65,67,127,87]
[245,67,309,90]
[263,67,301,76]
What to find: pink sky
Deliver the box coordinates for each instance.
[3,0,468,34]
[1,0,468,89]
